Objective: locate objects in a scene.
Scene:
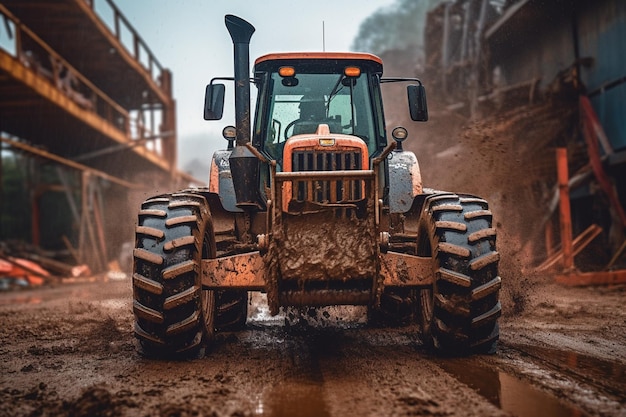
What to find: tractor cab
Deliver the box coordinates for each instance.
[204,50,428,213]
[251,53,387,166]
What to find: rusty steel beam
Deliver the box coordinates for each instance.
[537,224,603,272]
[555,270,626,286]
[557,147,574,271]
[580,96,626,227]
[0,51,170,173]
[0,5,130,118]
[379,252,433,286]
[0,135,139,189]
[73,131,175,162]
[202,252,266,290]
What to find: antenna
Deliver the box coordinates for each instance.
[322,21,326,52]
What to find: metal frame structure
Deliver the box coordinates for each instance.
[0,0,199,273]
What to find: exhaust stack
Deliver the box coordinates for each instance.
[225,15,261,209]
[225,14,254,145]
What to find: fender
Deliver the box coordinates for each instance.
[208,149,243,212]
[388,149,422,213]
[401,190,487,236]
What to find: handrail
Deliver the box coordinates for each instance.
[0,4,164,157]
[82,0,164,87]
[105,0,163,71]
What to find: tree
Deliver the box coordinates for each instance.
[351,0,444,58]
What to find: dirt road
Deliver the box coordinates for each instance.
[0,277,624,417]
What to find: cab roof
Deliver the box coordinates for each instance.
[254,52,383,74]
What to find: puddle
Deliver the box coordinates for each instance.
[253,328,343,417]
[513,344,626,395]
[255,381,330,417]
[437,359,586,417]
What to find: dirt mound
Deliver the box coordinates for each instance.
[399,93,578,315]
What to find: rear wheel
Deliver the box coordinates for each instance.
[215,290,248,331]
[368,289,418,326]
[132,192,216,358]
[417,194,501,355]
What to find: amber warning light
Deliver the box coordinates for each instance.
[344,66,361,77]
[279,66,296,77]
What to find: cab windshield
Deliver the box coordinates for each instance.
[261,71,376,159]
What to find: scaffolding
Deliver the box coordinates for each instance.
[0,0,199,274]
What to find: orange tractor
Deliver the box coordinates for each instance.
[132,15,501,357]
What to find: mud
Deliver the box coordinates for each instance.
[2,81,623,417]
[276,208,376,281]
[1,279,625,417]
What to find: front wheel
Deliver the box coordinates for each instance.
[132,192,217,358]
[417,194,501,355]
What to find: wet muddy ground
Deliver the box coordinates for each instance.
[0,278,624,417]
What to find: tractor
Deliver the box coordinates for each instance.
[132,15,501,357]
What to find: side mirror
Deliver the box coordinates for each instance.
[407,84,428,122]
[204,83,225,120]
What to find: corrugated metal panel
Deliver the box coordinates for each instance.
[486,0,625,152]
[589,86,626,152]
[486,0,576,90]
[578,0,626,151]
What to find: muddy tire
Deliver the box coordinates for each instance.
[132,192,216,358]
[417,194,501,355]
[215,290,248,331]
[369,289,418,326]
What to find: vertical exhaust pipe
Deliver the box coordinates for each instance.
[225,14,254,145]
[225,15,261,209]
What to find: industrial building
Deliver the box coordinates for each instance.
[0,0,197,274]
[424,0,626,283]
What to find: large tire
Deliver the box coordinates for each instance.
[132,192,216,358]
[417,193,501,355]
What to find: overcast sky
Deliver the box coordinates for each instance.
[110,0,396,171]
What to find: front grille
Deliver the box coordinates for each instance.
[291,150,363,203]
[292,151,362,171]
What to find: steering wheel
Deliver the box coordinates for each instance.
[284,119,300,140]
